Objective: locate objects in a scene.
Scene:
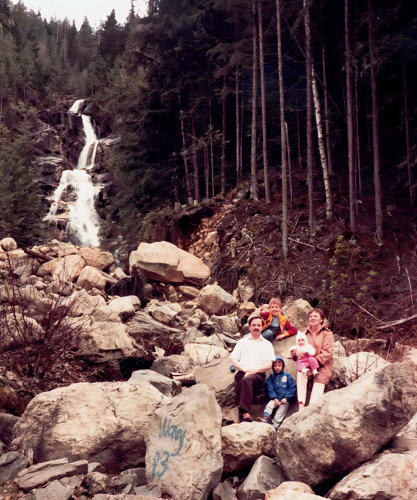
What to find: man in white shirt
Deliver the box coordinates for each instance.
[230,315,276,422]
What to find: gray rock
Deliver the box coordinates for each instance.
[151,355,194,378]
[221,423,276,473]
[127,311,183,346]
[10,382,165,471]
[213,480,237,500]
[328,451,417,500]
[198,284,237,315]
[145,384,223,500]
[0,451,29,482]
[211,315,240,335]
[276,362,417,487]
[134,485,163,497]
[111,467,147,494]
[31,479,73,500]
[15,459,88,491]
[281,299,312,332]
[193,357,235,407]
[93,494,162,500]
[0,412,19,444]
[82,471,111,495]
[265,481,315,499]
[237,456,285,500]
[129,370,181,396]
[331,352,389,388]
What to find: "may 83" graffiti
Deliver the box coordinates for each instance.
[151,417,187,479]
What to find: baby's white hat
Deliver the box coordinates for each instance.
[296,331,307,342]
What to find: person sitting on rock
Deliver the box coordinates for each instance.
[259,297,298,341]
[290,331,319,375]
[230,314,276,422]
[290,308,334,411]
[256,356,296,430]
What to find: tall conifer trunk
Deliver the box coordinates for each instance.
[191,115,200,203]
[179,98,192,201]
[221,77,227,194]
[304,0,315,236]
[345,0,356,233]
[235,67,242,183]
[403,60,413,206]
[276,0,288,258]
[258,0,270,203]
[368,0,383,241]
[250,0,259,201]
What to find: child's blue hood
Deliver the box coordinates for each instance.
[274,355,285,370]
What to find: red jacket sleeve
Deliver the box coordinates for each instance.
[283,318,298,337]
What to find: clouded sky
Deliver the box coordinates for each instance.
[13,1,148,29]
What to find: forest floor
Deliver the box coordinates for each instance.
[184,180,417,359]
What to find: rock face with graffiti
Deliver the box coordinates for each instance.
[145,384,223,500]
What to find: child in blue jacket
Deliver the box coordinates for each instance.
[257,356,296,430]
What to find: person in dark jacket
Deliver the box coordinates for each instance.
[257,356,296,429]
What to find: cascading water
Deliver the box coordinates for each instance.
[45,99,102,247]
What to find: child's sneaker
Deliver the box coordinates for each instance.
[229,365,236,372]
[301,368,309,373]
[313,369,318,375]
[255,416,270,424]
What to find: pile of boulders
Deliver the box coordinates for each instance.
[0,237,417,499]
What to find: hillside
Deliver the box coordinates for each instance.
[168,185,417,350]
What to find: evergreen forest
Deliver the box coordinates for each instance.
[1,0,417,251]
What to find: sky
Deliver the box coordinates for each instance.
[13,0,148,29]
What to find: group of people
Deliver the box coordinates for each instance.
[230,298,334,428]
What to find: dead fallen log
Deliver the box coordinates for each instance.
[376,313,417,330]
[288,237,329,252]
[23,248,52,262]
[171,372,197,387]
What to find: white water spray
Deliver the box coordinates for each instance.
[45,99,102,247]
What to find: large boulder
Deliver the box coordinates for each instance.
[266,481,316,500]
[145,384,223,500]
[331,352,389,388]
[129,241,210,286]
[328,451,417,500]
[221,423,276,473]
[237,455,285,500]
[79,320,141,362]
[52,254,86,282]
[106,296,140,321]
[0,452,29,482]
[0,413,19,445]
[184,342,229,366]
[79,247,114,270]
[210,315,240,335]
[62,289,106,317]
[151,355,194,378]
[77,266,107,291]
[126,311,184,348]
[276,362,417,487]
[0,313,44,351]
[198,284,237,315]
[10,380,166,470]
[129,370,181,397]
[0,237,17,251]
[193,357,235,407]
[282,299,312,332]
[272,336,298,380]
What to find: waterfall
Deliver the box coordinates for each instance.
[45,99,102,247]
